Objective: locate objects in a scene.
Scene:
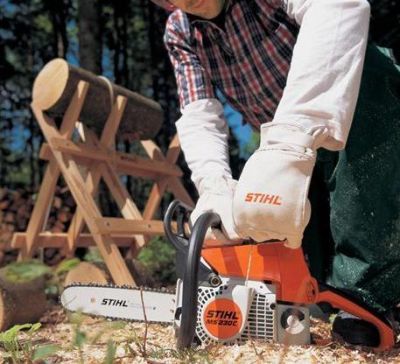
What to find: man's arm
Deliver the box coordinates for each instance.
[233,0,370,247]
[274,0,371,150]
[164,12,238,240]
[164,11,231,190]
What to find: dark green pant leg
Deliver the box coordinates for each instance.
[328,44,400,312]
[302,150,336,282]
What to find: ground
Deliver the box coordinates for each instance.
[1,305,400,363]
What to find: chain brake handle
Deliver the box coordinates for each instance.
[163,200,194,253]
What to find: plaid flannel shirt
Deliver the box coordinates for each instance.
[164,0,299,129]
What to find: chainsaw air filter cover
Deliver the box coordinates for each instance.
[174,276,311,346]
[197,278,276,344]
[177,277,277,344]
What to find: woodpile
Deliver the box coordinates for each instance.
[0,188,34,264]
[0,186,77,265]
[0,188,33,245]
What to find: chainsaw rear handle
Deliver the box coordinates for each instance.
[176,212,221,350]
[316,284,395,351]
[163,200,193,254]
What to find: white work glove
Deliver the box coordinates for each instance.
[190,175,240,242]
[176,98,239,243]
[233,123,328,249]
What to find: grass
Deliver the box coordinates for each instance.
[0,323,60,363]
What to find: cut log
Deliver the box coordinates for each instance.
[64,261,111,286]
[32,58,163,140]
[125,258,155,288]
[0,271,47,331]
[63,260,153,287]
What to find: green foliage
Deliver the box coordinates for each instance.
[83,248,104,264]
[1,257,82,305]
[54,258,80,276]
[137,236,176,284]
[70,312,87,364]
[0,323,60,363]
[32,344,60,361]
[3,260,50,283]
[0,0,62,189]
[243,131,260,156]
[106,321,127,331]
[102,340,117,364]
[0,323,35,350]
[5,164,32,186]
[73,329,87,348]
[0,323,37,363]
[45,258,81,297]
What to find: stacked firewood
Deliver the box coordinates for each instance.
[44,186,75,234]
[0,188,33,263]
[0,186,76,265]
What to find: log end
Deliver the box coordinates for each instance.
[32,58,69,110]
[0,278,48,332]
[64,262,110,286]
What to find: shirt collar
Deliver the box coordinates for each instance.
[187,0,234,26]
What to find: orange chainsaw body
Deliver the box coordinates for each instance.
[202,242,395,351]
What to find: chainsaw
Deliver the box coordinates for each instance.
[61,200,395,351]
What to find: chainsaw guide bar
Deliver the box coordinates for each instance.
[61,283,176,325]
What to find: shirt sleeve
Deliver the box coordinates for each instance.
[164,11,216,110]
[272,0,370,150]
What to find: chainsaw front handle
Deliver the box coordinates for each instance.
[176,212,221,350]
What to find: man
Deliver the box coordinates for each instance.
[152,0,400,346]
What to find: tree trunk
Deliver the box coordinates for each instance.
[78,0,102,74]
[44,0,69,58]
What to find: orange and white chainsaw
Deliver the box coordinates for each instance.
[61,201,396,351]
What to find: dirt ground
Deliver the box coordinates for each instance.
[1,305,400,364]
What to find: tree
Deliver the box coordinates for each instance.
[78,0,102,73]
[0,0,70,189]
